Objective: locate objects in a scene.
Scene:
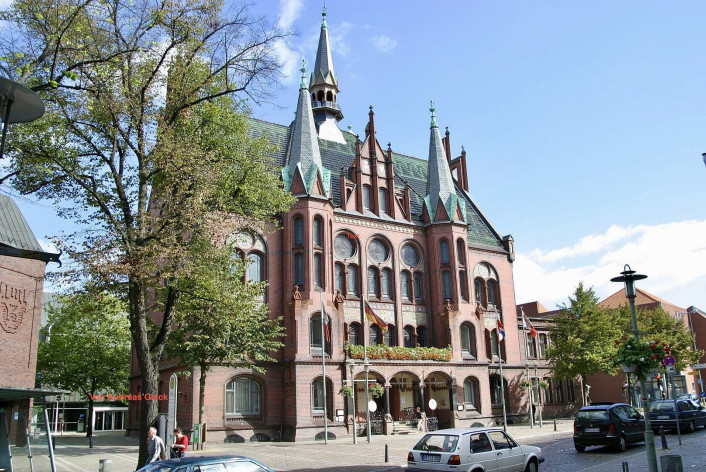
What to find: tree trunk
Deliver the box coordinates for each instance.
[86,398,94,438]
[198,363,208,447]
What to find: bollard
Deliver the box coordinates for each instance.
[660,426,668,450]
[385,443,389,463]
[660,455,683,472]
[553,419,557,431]
[99,459,112,472]
[621,461,629,472]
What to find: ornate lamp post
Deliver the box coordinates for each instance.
[611,264,657,472]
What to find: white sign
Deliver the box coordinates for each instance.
[167,374,177,443]
[483,313,497,330]
[428,399,437,410]
[666,366,675,374]
[368,400,377,412]
[691,363,706,369]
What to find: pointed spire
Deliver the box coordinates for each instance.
[425,102,464,223]
[283,60,328,197]
[313,6,336,86]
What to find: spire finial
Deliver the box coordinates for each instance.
[322,5,327,28]
[430,100,437,128]
[300,58,307,89]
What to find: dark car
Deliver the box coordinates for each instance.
[648,399,706,433]
[573,403,645,452]
[136,455,274,472]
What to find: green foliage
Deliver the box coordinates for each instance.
[368,382,384,398]
[612,337,667,380]
[37,291,130,398]
[546,283,622,381]
[338,385,353,397]
[345,343,452,362]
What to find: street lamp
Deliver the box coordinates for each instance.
[0,65,45,159]
[347,360,357,445]
[611,264,657,472]
[533,361,543,427]
[363,360,371,443]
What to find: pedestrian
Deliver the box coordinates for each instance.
[415,407,427,432]
[170,427,189,458]
[145,426,166,466]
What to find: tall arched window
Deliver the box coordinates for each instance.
[439,240,450,265]
[403,326,414,347]
[489,375,504,406]
[459,271,468,301]
[460,323,476,358]
[463,378,476,408]
[378,188,387,214]
[414,273,423,301]
[474,279,483,305]
[401,271,412,301]
[370,324,382,345]
[349,322,361,346]
[312,378,325,412]
[417,326,427,347]
[383,324,396,346]
[334,263,344,293]
[347,265,359,296]
[456,239,466,266]
[362,185,371,210]
[473,262,500,309]
[313,217,322,247]
[294,253,304,289]
[539,334,548,358]
[314,253,323,288]
[294,217,304,247]
[367,267,380,298]
[381,268,392,299]
[487,281,497,307]
[442,270,452,300]
[310,314,330,355]
[225,377,261,416]
[246,253,262,282]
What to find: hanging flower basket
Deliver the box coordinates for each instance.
[338,385,354,397]
[537,380,549,390]
[613,336,668,380]
[368,382,384,398]
[520,380,532,389]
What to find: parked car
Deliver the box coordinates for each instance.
[136,455,274,472]
[573,403,645,452]
[407,427,544,472]
[648,399,706,433]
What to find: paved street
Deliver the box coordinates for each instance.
[8,419,706,471]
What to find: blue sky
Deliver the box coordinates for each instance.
[8,0,706,312]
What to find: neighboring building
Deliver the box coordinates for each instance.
[0,194,60,448]
[129,9,572,442]
[686,306,706,397]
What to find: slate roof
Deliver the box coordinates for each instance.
[0,194,43,251]
[247,118,505,251]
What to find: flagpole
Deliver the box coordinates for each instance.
[357,235,371,443]
[320,291,328,444]
[497,312,507,432]
[522,310,534,429]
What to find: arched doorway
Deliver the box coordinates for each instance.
[424,372,453,430]
[389,372,420,421]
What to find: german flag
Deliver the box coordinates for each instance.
[364,301,388,333]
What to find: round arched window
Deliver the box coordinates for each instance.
[401,243,420,267]
[368,239,389,263]
[335,234,356,259]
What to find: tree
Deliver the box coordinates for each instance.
[37,291,129,439]
[1,0,294,465]
[546,283,623,405]
[166,236,284,438]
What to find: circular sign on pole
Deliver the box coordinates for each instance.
[428,399,437,410]
[368,400,377,412]
[663,355,676,367]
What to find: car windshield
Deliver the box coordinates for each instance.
[649,403,676,412]
[577,410,609,421]
[413,434,459,453]
[136,465,175,472]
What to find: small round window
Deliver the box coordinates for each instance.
[334,234,356,259]
[401,243,420,267]
[368,239,389,263]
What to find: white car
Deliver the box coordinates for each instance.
[407,427,544,472]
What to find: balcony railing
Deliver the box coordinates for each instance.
[312,100,341,111]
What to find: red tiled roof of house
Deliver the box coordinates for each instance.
[599,288,686,313]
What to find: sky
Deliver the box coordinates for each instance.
[6,0,706,312]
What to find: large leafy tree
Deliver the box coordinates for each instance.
[546,283,623,405]
[166,237,284,439]
[37,291,130,439]
[0,0,294,464]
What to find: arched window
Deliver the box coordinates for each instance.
[326,91,333,101]
[317,90,324,102]
[378,188,387,213]
[539,334,548,358]
[314,253,323,288]
[401,271,412,301]
[313,217,322,247]
[246,253,262,282]
[310,314,330,355]
[474,279,483,305]
[403,326,414,347]
[349,322,361,346]
[225,377,261,416]
[417,326,427,347]
[362,185,371,210]
[414,273,424,301]
[463,378,477,408]
[347,265,359,296]
[442,270,452,300]
[490,329,501,360]
[489,375,504,406]
[294,253,304,289]
[460,323,476,358]
[439,240,450,265]
[367,267,380,298]
[487,280,497,307]
[383,324,395,346]
[459,270,468,301]
[312,378,325,412]
[381,268,392,299]
[456,239,466,266]
[473,263,500,309]
[527,335,537,359]
[293,217,304,247]
[335,263,344,293]
[370,324,382,345]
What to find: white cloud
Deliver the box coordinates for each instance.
[277,0,303,29]
[37,237,59,254]
[369,35,398,53]
[514,219,706,310]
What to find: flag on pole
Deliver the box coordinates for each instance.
[522,309,537,338]
[497,319,505,342]
[364,301,388,332]
[323,311,331,343]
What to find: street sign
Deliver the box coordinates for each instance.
[663,355,676,366]
[666,365,675,374]
[691,363,706,369]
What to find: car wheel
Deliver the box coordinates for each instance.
[524,459,538,472]
[616,435,627,452]
[575,444,586,453]
[686,421,695,433]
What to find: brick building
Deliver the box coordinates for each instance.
[130,9,571,442]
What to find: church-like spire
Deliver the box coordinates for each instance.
[424,101,465,223]
[312,6,336,87]
[283,59,330,197]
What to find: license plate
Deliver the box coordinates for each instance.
[421,454,440,462]
[585,427,600,433]
[658,416,669,419]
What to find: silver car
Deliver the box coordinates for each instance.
[407,427,544,472]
